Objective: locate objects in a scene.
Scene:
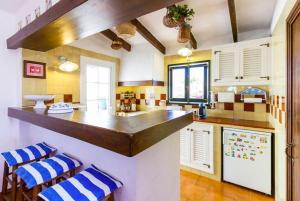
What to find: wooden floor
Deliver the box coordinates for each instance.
[181,170,274,201]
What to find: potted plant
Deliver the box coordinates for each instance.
[163,4,195,28]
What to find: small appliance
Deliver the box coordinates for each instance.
[198,103,207,119]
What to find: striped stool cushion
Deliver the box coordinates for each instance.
[15,153,82,189]
[1,142,56,167]
[39,165,123,201]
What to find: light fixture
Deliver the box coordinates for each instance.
[58,56,79,72]
[111,38,123,50]
[115,23,136,39]
[177,46,193,57]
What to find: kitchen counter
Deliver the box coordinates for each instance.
[193,116,274,131]
[8,107,193,157]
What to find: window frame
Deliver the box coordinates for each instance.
[168,61,210,104]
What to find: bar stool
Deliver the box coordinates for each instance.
[1,142,56,201]
[15,153,82,201]
[38,164,123,201]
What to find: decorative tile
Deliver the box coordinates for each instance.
[279,110,282,124]
[224,103,234,110]
[116,94,121,100]
[140,94,145,99]
[276,95,279,107]
[136,99,140,105]
[282,96,285,112]
[160,94,167,100]
[155,100,160,106]
[244,103,255,112]
[234,94,242,102]
[266,104,270,113]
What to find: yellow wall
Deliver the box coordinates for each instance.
[270,1,296,201]
[22,46,120,105]
[164,50,212,83]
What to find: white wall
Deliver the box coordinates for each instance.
[119,43,164,82]
[0,10,22,189]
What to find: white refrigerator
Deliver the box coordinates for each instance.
[222,128,272,195]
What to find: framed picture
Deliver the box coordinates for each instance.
[23,60,46,79]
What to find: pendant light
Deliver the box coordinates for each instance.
[115,23,136,39]
[58,56,79,72]
[177,45,193,57]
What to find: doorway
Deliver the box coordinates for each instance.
[80,56,116,114]
[287,1,300,200]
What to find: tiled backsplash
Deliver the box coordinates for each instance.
[270,95,286,126]
[116,85,271,122]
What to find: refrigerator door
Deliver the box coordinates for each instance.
[223,128,272,194]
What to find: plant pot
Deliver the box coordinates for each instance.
[163,14,186,28]
[177,24,191,43]
[163,14,178,28]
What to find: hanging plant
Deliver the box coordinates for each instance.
[177,23,192,43]
[163,4,195,28]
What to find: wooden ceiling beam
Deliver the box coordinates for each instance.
[101,29,131,51]
[131,19,166,54]
[227,0,238,42]
[7,0,184,51]
[190,32,197,49]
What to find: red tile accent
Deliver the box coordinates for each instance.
[244,103,255,112]
[155,100,160,106]
[140,94,145,99]
[136,99,140,105]
[116,94,121,100]
[224,103,234,110]
[276,95,279,107]
[192,104,199,108]
[272,95,275,106]
[160,94,167,100]
[266,104,270,113]
[271,105,273,116]
[279,110,282,124]
[282,96,286,112]
[255,95,266,103]
[235,94,242,102]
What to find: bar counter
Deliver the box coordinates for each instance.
[8,107,193,157]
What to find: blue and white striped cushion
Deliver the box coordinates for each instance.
[15,153,82,189]
[1,142,56,167]
[38,165,123,201]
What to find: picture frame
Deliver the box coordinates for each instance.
[23,60,46,79]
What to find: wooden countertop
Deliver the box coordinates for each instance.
[8,107,193,157]
[193,116,274,131]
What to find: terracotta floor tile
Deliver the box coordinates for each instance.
[180,170,274,201]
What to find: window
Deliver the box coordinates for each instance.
[86,65,111,112]
[168,61,209,103]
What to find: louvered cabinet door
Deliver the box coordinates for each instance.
[180,126,191,166]
[239,40,270,83]
[212,46,239,85]
[190,123,214,174]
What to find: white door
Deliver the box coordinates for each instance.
[190,123,214,174]
[180,126,191,166]
[239,38,270,83]
[212,45,239,84]
[80,56,116,113]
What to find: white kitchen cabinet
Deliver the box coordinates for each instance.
[212,37,271,86]
[180,122,214,174]
[212,44,239,83]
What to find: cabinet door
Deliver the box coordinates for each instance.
[239,39,270,83]
[180,126,191,166]
[212,45,239,85]
[190,123,214,174]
